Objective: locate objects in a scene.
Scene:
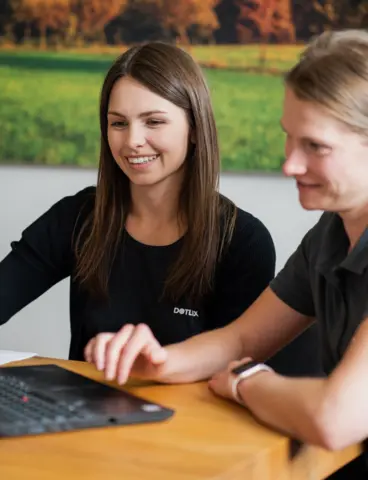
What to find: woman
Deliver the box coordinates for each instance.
[0,42,283,367]
[84,31,368,478]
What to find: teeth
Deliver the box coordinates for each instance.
[127,155,158,164]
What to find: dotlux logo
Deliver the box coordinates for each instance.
[173,307,199,317]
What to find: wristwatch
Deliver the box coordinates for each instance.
[231,360,274,404]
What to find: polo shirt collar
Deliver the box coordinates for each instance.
[316,213,368,276]
[340,228,368,274]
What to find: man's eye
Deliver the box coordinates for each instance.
[306,141,330,155]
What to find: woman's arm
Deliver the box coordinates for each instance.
[86,287,313,384]
[209,317,368,451]
[0,188,93,325]
[0,249,65,323]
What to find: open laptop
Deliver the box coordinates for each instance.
[0,364,174,437]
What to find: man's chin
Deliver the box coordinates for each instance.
[298,195,324,212]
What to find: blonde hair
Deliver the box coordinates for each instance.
[285,29,368,137]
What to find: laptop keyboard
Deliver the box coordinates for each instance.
[0,374,88,431]
[0,364,174,437]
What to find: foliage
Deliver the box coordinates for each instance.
[0,0,366,46]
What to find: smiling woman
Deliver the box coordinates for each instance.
[107,77,191,186]
[75,42,233,304]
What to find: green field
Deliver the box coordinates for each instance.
[191,44,302,71]
[0,49,288,171]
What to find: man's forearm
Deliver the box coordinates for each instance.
[238,372,328,446]
[235,318,368,451]
[160,324,244,383]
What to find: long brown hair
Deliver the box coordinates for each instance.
[75,42,237,303]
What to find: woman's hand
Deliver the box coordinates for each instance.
[208,357,252,402]
[84,324,168,384]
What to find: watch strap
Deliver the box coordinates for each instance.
[231,363,274,404]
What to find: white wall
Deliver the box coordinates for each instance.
[0,166,321,358]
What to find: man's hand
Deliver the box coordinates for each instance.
[84,324,168,384]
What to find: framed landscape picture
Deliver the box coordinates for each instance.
[0,0,366,172]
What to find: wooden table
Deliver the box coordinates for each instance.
[0,357,362,480]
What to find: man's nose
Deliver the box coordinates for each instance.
[282,149,308,177]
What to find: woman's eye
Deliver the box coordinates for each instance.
[110,121,127,128]
[147,119,164,127]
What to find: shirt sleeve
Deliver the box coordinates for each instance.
[0,187,95,325]
[206,210,276,329]
[270,227,316,317]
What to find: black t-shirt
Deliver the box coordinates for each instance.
[0,187,276,361]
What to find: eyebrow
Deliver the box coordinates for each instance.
[107,110,168,118]
[279,120,331,146]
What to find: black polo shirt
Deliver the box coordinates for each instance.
[270,212,368,374]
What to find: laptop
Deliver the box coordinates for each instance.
[0,364,174,437]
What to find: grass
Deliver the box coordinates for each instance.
[0,43,304,70]
[0,48,288,171]
[191,44,303,71]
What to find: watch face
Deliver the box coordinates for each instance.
[231,360,259,375]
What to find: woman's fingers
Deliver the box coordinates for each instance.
[104,324,135,380]
[84,338,95,363]
[94,332,115,371]
[84,324,166,383]
[84,333,114,370]
[115,324,167,384]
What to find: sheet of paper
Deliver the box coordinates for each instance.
[0,350,37,366]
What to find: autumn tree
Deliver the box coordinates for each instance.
[10,0,33,42]
[274,0,295,42]
[109,0,167,44]
[11,0,71,46]
[0,0,13,38]
[311,0,338,30]
[236,0,295,70]
[310,0,366,29]
[331,0,368,29]
[155,0,219,44]
[71,0,128,43]
[190,0,220,42]
[292,0,367,38]
[214,0,241,43]
[236,0,295,43]
[213,0,367,44]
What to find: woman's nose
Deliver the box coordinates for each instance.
[125,124,146,149]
